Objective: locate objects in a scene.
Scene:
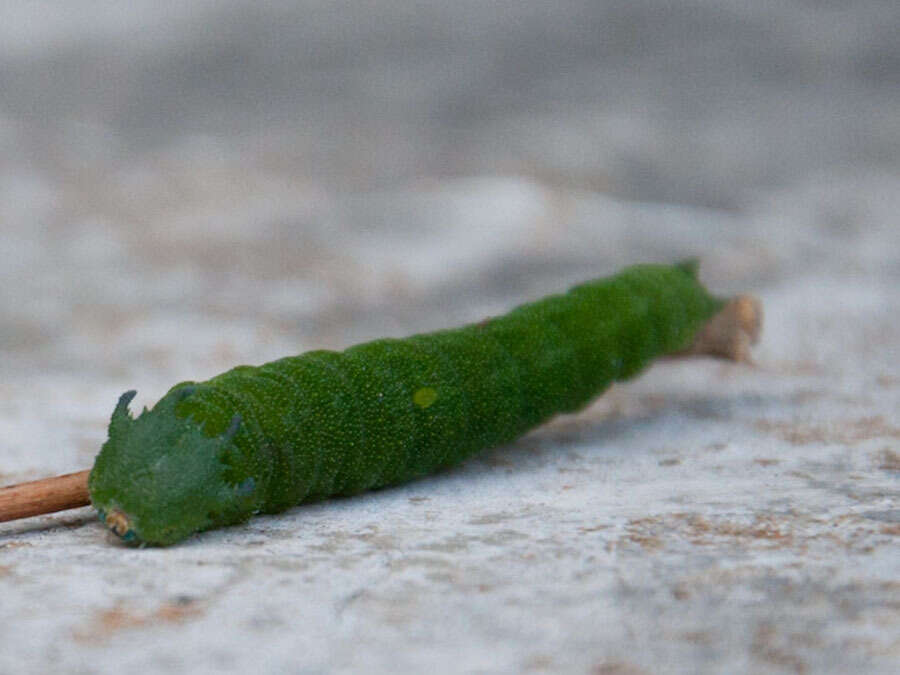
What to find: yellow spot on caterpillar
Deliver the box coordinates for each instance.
[413,387,438,409]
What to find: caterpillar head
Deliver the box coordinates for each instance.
[88,387,252,546]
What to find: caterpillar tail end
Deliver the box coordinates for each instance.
[686,294,763,363]
[675,258,701,279]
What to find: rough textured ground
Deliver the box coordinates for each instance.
[1,2,898,673]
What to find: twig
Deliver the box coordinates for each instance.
[683,295,763,362]
[0,470,90,523]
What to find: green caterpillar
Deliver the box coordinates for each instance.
[89,262,723,545]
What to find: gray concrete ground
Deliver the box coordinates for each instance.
[1,2,898,673]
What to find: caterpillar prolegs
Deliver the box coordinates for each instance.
[89,262,730,545]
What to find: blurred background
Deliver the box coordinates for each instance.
[2,1,898,384]
[1,2,899,673]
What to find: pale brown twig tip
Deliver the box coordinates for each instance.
[686,294,763,363]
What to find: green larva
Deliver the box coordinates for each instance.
[89,262,724,545]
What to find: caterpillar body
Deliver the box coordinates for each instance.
[89,262,724,545]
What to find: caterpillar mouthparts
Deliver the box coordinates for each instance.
[98,508,137,543]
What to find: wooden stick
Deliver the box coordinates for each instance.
[0,470,90,523]
[683,294,763,362]
[0,295,762,524]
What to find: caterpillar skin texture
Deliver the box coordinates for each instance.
[89,262,723,545]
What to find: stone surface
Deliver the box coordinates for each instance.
[1,2,898,673]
